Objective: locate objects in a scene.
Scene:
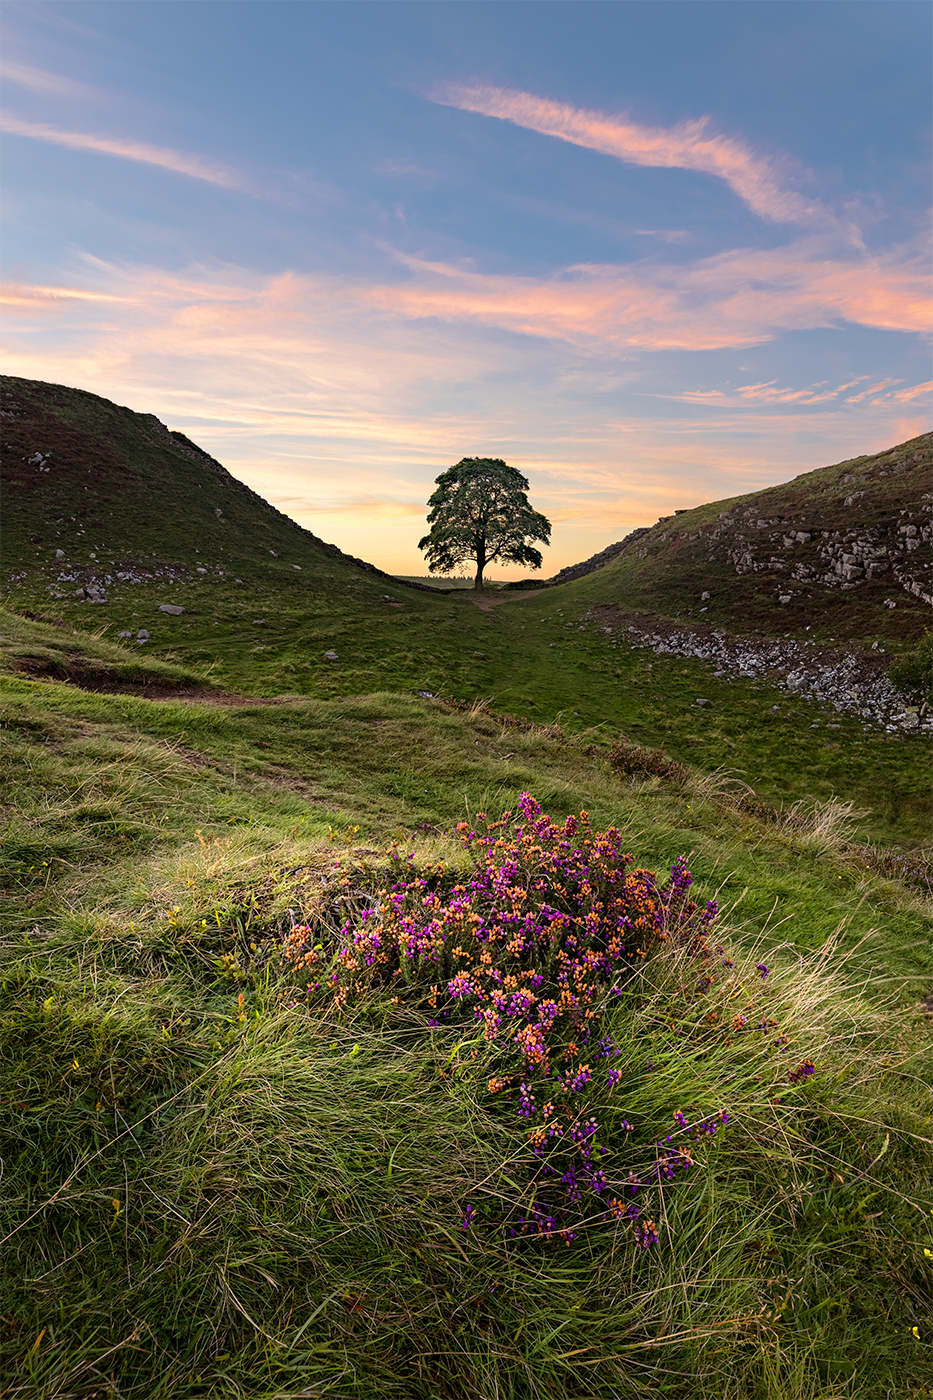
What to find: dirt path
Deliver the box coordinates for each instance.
[456,589,548,611]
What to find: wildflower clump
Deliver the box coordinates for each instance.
[284,794,815,1248]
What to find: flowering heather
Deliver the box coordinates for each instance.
[284,795,816,1248]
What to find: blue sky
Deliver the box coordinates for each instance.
[2,1,930,574]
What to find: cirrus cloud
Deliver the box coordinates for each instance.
[0,110,251,190]
[428,81,828,227]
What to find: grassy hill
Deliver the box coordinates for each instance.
[2,379,931,1399]
[0,374,432,601]
[552,433,932,647]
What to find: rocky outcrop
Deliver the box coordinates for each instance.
[590,605,931,733]
[645,438,931,609]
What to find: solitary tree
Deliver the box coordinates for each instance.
[418,457,551,591]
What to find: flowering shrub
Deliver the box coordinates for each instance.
[284,794,816,1248]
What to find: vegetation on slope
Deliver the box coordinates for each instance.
[553,434,932,646]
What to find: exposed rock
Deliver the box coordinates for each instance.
[590,605,932,734]
[136,629,149,643]
[159,603,185,615]
[324,650,339,661]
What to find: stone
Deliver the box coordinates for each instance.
[778,595,793,604]
[118,631,132,638]
[55,548,65,559]
[197,567,207,574]
[695,698,712,707]
[136,629,149,642]
[417,690,434,698]
[700,590,711,601]
[292,564,301,570]
[159,603,184,615]
[324,650,339,661]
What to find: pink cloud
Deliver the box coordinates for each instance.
[0,111,250,190]
[2,258,928,574]
[365,237,930,351]
[888,379,933,403]
[0,282,136,308]
[429,82,826,226]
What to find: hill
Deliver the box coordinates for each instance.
[0,374,433,605]
[551,434,932,646]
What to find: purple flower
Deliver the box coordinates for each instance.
[756,962,770,979]
[634,1219,659,1249]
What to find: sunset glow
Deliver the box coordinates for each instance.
[2,2,929,575]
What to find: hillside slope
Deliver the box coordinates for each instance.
[0,375,429,604]
[553,434,932,644]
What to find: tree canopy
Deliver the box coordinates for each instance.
[418,457,551,591]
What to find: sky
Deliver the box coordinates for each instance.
[2,1,930,577]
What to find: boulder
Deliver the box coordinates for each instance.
[159,603,185,615]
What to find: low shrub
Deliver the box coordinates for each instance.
[284,795,823,1251]
[607,734,690,783]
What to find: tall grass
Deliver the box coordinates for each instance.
[2,627,930,1398]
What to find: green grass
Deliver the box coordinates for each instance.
[2,618,931,1398]
[4,597,929,850]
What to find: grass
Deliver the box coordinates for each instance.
[1,615,932,1398]
[3,595,929,851]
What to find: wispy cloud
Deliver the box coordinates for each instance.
[0,111,250,190]
[0,59,101,100]
[1,281,136,308]
[429,82,827,226]
[844,377,902,404]
[889,379,933,404]
[365,236,930,351]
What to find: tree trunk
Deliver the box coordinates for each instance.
[473,550,486,591]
